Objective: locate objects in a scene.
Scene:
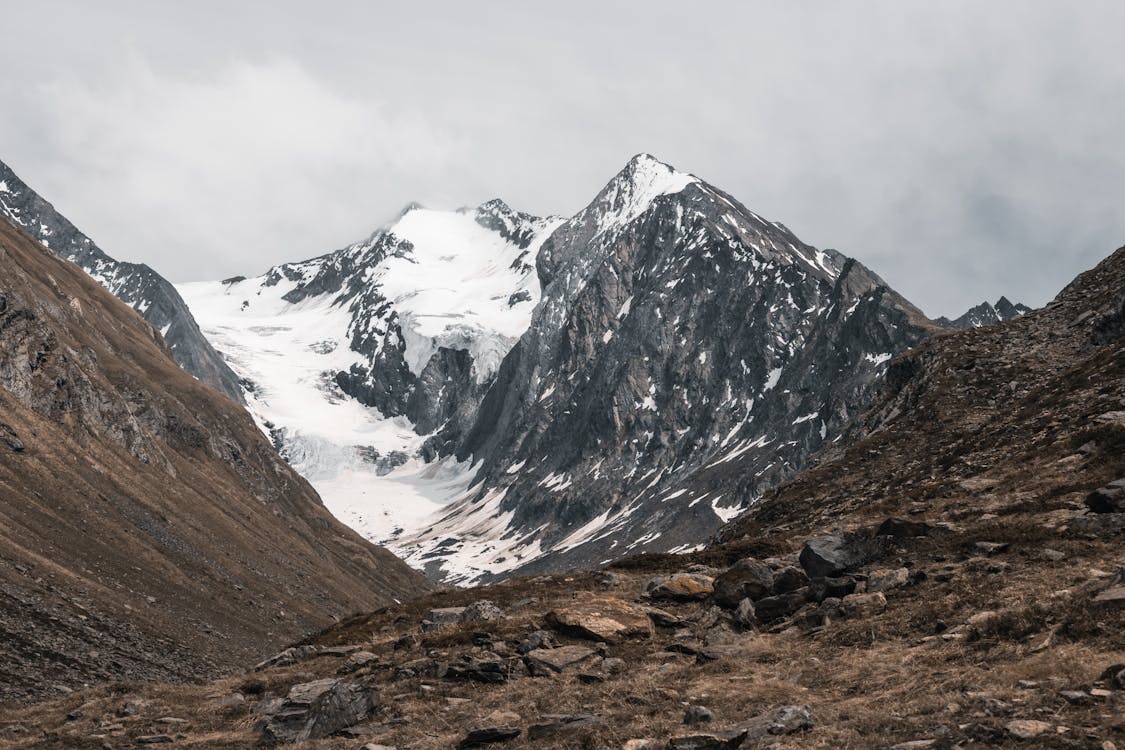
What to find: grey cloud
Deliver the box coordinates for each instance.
[0,1,1122,317]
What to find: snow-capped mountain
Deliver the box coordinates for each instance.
[181,154,938,584]
[935,296,1031,329]
[402,155,937,580]
[177,201,564,543]
[0,159,242,401]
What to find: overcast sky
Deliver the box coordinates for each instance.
[2,2,1122,317]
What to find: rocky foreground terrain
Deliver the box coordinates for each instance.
[0,247,1119,747]
[0,219,428,704]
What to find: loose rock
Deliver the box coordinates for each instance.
[260,678,376,745]
[645,573,715,601]
[546,596,653,641]
[712,559,774,606]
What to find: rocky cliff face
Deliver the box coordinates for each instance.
[399,155,938,581]
[0,218,429,702]
[935,296,1031,329]
[0,159,243,401]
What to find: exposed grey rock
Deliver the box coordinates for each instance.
[684,705,715,725]
[422,606,467,631]
[712,559,774,607]
[750,592,806,623]
[799,533,878,578]
[867,568,911,593]
[459,724,521,747]
[462,600,505,622]
[412,155,935,581]
[516,630,556,654]
[525,645,597,675]
[1085,478,1125,513]
[770,565,810,595]
[442,653,513,684]
[260,678,377,745]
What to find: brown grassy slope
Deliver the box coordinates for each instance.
[0,219,431,702]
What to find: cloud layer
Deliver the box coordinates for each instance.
[2,1,1123,316]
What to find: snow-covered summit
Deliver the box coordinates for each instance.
[589,153,699,235]
[178,199,562,547]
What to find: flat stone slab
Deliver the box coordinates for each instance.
[525,645,597,673]
[546,596,653,641]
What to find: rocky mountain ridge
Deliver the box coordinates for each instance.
[181,154,942,584]
[401,155,939,581]
[0,159,242,401]
[935,295,1031,329]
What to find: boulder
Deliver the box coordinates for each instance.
[422,606,467,631]
[668,731,747,749]
[1006,719,1052,739]
[712,559,774,606]
[525,645,598,674]
[799,533,878,578]
[808,576,857,601]
[732,704,814,742]
[750,592,806,623]
[546,596,653,641]
[771,565,810,594]
[1085,478,1125,513]
[684,705,715,725]
[260,678,376,745]
[669,705,812,750]
[867,568,911,593]
[459,725,521,747]
[442,654,512,684]
[645,573,715,601]
[253,646,318,672]
[516,630,556,654]
[1093,585,1125,608]
[841,592,887,617]
[462,600,505,622]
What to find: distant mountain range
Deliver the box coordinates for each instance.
[934,296,1031,329]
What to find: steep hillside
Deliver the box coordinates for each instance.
[0,218,429,703]
[0,159,243,401]
[2,246,1119,750]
